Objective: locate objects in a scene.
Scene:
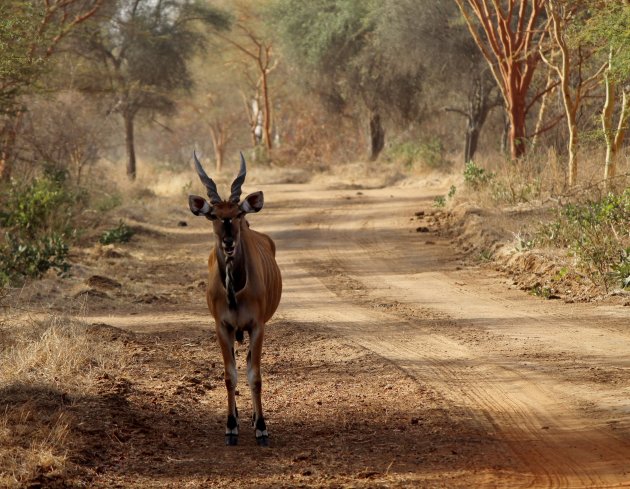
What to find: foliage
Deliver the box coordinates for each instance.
[434,185,457,208]
[0,234,70,285]
[269,0,425,135]
[0,177,80,285]
[433,196,446,208]
[576,2,630,80]
[100,221,134,245]
[536,190,630,291]
[463,161,494,190]
[0,2,42,113]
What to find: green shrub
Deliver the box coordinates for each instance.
[100,221,134,245]
[0,177,79,285]
[0,234,69,286]
[0,177,77,238]
[537,190,630,291]
[463,161,495,190]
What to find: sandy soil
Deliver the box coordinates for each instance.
[15,178,630,487]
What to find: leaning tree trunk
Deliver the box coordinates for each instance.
[464,74,494,163]
[368,112,385,161]
[123,111,137,181]
[465,125,481,163]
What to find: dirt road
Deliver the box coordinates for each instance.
[74,179,630,487]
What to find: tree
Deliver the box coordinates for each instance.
[454,0,548,159]
[212,7,278,154]
[0,0,104,181]
[540,1,608,187]
[376,0,501,163]
[579,1,630,187]
[270,0,425,161]
[74,0,230,180]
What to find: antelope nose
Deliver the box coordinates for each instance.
[223,237,234,247]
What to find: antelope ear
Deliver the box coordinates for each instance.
[189,195,212,216]
[240,191,264,214]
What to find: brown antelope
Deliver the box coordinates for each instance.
[188,152,282,446]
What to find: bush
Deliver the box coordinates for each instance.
[0,234,70,285]
[536,190,630,291]
[0,177,79,285]
[463,161,494,190]
[100,221,134,245]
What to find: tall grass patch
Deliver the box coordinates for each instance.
[0,313,127,487]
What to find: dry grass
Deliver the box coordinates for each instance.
[0,310,127,487]
[458,146,630,209]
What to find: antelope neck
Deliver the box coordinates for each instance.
[217,237,247,294]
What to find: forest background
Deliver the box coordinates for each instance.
[1,0,629,293]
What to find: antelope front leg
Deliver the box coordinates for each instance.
[218,322,239,445]
[247,324,269,446]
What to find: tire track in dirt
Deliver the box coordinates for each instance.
[265,185,630,488]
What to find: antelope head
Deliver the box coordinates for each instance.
[188,152,264,259]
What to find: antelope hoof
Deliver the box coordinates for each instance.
[225,414,239,446]
[256,435,269,447]
[254,417,269,447]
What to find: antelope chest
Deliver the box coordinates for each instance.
[208,283,260,330]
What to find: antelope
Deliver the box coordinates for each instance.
[188,152,282,447]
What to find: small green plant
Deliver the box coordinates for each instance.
[433,195,446,208]
[0,233,70,285]
[100,221,134,245]
[552,267,569,282]
[531,284,553,299]
[463,161,494,190]
[512,232,534,251]
[448,185,457,199]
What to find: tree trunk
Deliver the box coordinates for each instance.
[464,74,494,163]
[501,112,510,155]
[209,125,225,172]
[532,69,554,152]
[123,111,137,181]
[0,114,22,182]
[602,64,615,185]
[261,68,272,151]
[567,121,578,187]
[508,99,527,159]
[465,125,480,163]
[368,112,385,161]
